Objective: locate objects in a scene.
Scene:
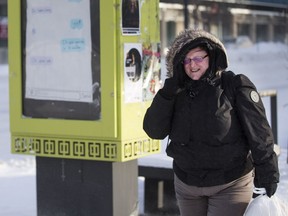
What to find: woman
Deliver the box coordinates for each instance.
[143,29,279,216]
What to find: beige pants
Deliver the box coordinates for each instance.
[174,171,253,216]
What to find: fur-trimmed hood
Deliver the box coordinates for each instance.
[166,29,228,78]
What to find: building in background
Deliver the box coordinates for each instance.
[160,0,288,54]
[0,0,7,64]
[0,0,287,62]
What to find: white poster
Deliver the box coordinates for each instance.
[124,43,142,103]
[25,0,93,103]
[142,43,162,101]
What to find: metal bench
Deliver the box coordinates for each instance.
[138,153,179,215]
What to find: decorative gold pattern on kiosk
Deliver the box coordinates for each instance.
[12,136,160,162]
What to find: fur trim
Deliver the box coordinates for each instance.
[166,29,228,77]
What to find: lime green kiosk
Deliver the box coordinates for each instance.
[9,0,161,215]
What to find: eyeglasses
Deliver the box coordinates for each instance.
[183,55,208,65]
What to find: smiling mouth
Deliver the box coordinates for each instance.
[191,69,200,72]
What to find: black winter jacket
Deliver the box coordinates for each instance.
[143,72,279,187]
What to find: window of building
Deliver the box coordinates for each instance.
[0,4,7,48]
[256,24,268,42]
[167,21,176,47]
[274,25,286,42]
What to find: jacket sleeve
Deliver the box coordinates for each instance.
[143,90,175,139]
[233,74,279,186]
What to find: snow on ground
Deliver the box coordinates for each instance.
[1,42,288,215]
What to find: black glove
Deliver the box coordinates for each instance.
[159,76,180,99]
[263,183,278,198]
[252,183,278,198]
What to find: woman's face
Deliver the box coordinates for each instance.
[183,47,209,80]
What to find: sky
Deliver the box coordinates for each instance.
[1,41,288,215]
